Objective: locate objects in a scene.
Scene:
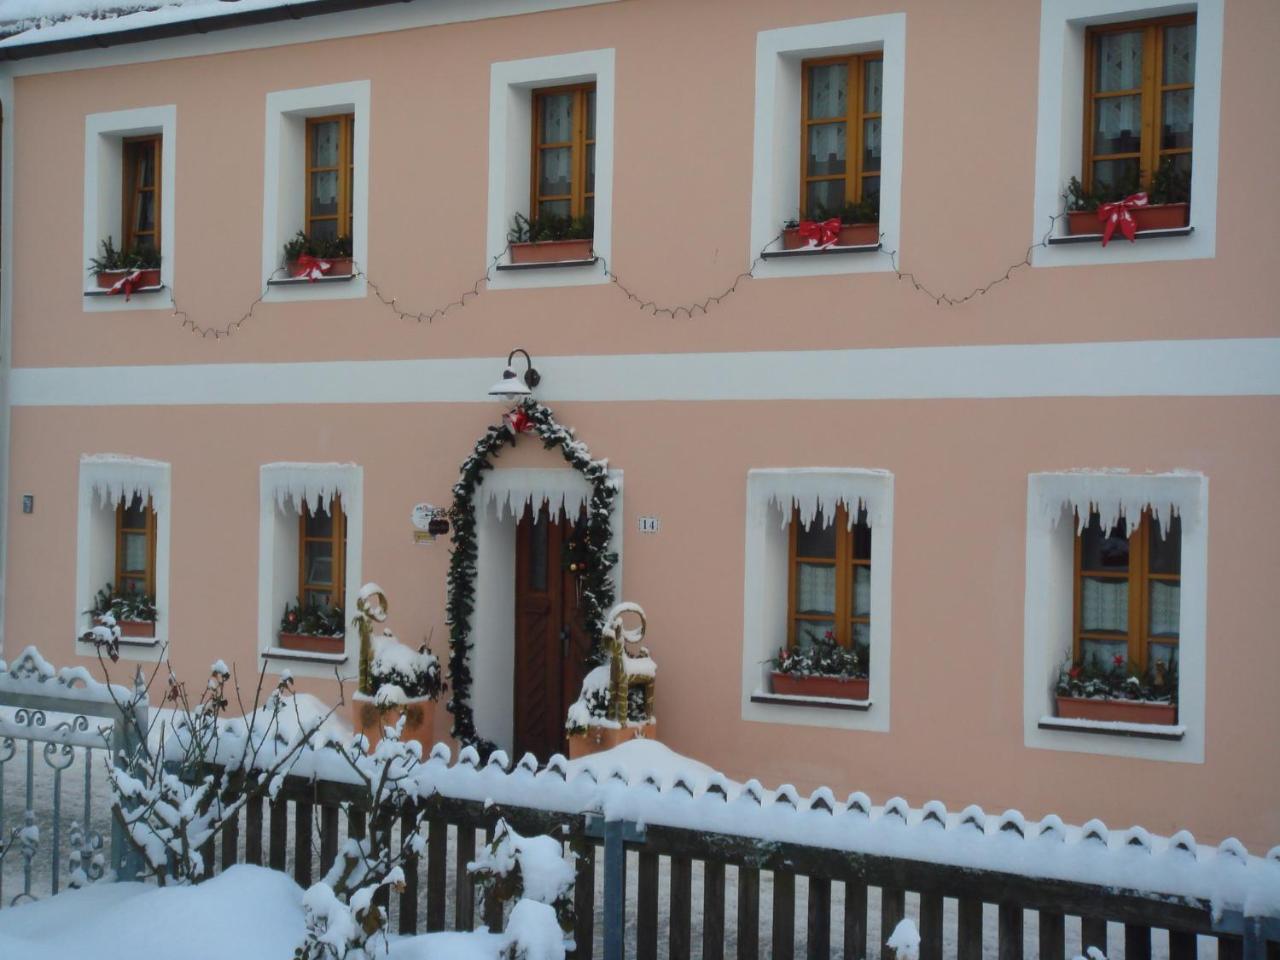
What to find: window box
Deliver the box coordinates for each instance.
[782,222,878,250]
[1055,695,1176,726]
[95,616,156,640]
[510,238,594,264]
[94,267,162,291]
[771,671,868,701]
[283,256,353,279]
[278,631,345,655]
[1065,203,1189,237]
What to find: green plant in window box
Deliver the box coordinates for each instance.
[768,630,870,701]
[281,231,354,277]
[84,582,157,640]
[1065,157,1190,236]
[279,599,346,639]
[88,237,162,292]
[782,193,881,250]
[508,213,595,264]
[1054,650,1178,726]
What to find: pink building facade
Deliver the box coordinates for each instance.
[0,0,1276,850]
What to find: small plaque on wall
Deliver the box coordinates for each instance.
[638,516,660,534]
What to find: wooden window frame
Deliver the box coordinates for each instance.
[1073,509,1181,673]
[786,503,871,650]
[122,135,162,255]
[114,495,157,598]
[799,53,882,219]
[530,83,596,221]
[304,114,355,241]
[298,496,347,611]
[1082,14,1196,193]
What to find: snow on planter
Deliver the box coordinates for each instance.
[565,601,656,758]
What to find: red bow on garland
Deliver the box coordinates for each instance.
[504,410,535,436]
[108,269,146,301]
[292,254,332,282]
[797,218,842,249]
[1097,192,1148,246]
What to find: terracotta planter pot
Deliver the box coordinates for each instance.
[278,632,345,655]
[567,722,658,760]
[285,256,353,278]
[351,696,436,751]
[782,222,879,250]
[1055,695,1177,726]
[509,238,594,264]
[771,672,869,701]
[95,268,161,291]
[1066,203,1190,237]
[96,617,155,639]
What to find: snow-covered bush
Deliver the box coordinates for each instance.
[469,818,576,947]
[367,630,442,701]
[294,867,405,960]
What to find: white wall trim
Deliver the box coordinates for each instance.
[82,104,177,313]
[1023,470,1207,762]
[257,462,363,679]
[749,15,905,279]
[261,81,369,303]
[485,49,614,290]
[73,455,171,660]
[741,468,894,732]
[1030,0,1222,267]
[0,0,620,78]
[11,338,1280,408]
[470,467,623,754]
[0,72,15,652]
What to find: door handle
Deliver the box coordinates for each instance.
[560,626,570,659]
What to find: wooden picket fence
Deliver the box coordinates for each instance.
[204,770,1278,960]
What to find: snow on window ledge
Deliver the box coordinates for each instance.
[261,647,348,665]
[1023,470,1207,763]
[741,468,894,733]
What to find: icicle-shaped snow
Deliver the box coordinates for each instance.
[748,468,893,530]
[477,467,615,520]
[261,462,358,515]
[1031,470,1204,536]
[82,454,170,513]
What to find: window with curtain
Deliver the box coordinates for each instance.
[299,497,346,612]
[122,135,161,257]
[305,115,355,242]
[115,494,156,598]
[532,84,596,222]
[1075,508,1181,677]
[1085,16,1195,195]
[788,503,872,656]
[800,53,882,219]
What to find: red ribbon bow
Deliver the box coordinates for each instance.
[108,269,145,301]
[1097,192,1148,246]
[504,410,535,435]
[292,254,332,282]
[797,218,842,249]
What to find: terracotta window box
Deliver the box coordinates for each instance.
[782,222,879,250]
[96,617,156,639]
[94,268,161,291]
[771,672,869,701]
[1055,695,1177,726]
[509,238,594,264]
[284,257,354,278]
[278,632,345,656]
[1065,203,1189,237]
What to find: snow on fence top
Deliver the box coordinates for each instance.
[260,734,1280,922]
[0,645,134,705]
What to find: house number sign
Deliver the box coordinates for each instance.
[638,516,660,533]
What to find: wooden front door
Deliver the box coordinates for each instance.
[514,502,590,762]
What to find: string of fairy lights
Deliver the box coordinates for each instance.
[163,211,1072,339]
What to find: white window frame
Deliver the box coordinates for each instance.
[485,48,615,291]
[749,15,905,280]
[741,468,894,732]
[261,81,370,303]
[257,462,363,678]
[1023,471,1207,762]
[82,105,176,312]
[1030,0,1223,267]
[74,455,171,658]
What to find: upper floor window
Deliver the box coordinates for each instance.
[116,494,157,599]
[300,497,346,611]
[532,84,596,223]
[122,136,162,259]
[1084,16,1195,198]
[788,503,872,654]
[305,115,355,244]
[800,55,882,220]
[1074,508,1181,679]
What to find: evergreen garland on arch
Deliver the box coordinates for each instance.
[445,398,619,755]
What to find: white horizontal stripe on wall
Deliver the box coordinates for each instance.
[10,338,1280,407]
